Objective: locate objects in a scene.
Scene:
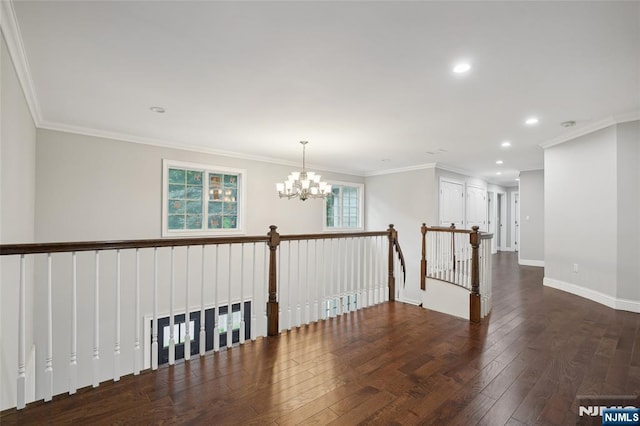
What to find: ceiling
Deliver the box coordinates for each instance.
[4,1,640,185]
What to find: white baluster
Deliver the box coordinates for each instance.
[184,246,191,361]
[114,249,121,380]
[200,245,206,356]
[92,251,100,387]
[134,249,141,374]
[17,255,26,409]
[263,243,268,336]
[214,245,220,352]
[312,240,318,322]
[362,238,368,308]
[169,247,175,365]
[337,239,342,316]
[287,241,292,330]
[151,248,158,370]
[69,252,77,393]
[251,242,257,341]
[240,244,245,344]
[305,240,310,324]
[318,239,327,320]
[227,244,233,349]
[45,253,54,400]
[296,241,301,327]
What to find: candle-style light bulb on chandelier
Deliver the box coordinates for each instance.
[276,141,331,201]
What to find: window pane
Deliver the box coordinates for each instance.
[325,184,361,229]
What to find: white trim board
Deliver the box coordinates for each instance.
[539,111,640,149]
[519,259,544,267]
[543,277,640,313]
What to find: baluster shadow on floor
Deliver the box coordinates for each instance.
[1,252,639,425]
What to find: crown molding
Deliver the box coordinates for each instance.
[364,162,436,177]
[38,120,364,177]
[1,0,42,124]
[433,162,476,177]
[539,110,640,149]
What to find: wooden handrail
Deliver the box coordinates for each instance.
[0,231,392,256]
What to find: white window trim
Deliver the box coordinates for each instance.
[162,159,247,237]
[323,180,365,232]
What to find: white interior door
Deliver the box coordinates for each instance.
[497,192,507,250]
[487,191,497,253]
[439,178,464,228]
[466,185,487,231]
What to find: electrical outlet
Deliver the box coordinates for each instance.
[573,263,579,273]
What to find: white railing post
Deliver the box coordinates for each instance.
[240,244,245,344]
[305,240,310,324]
[151,248,158,370]
[134,249,141,374]
[92,251,100,387]
[184,246,191,361]
[200,245,206,356]
[251,242,257,341]
[214,245,220,352]
[169,247,175,365]
[45,253,54,400]
[114,249,121,381]
[17,255,26,409]
[69,252,77,394]
[227,244,233,349]
[296,241,302,327]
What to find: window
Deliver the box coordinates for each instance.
[162,160,245,236]
[324,182,364,230]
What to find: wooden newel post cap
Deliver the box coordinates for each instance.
[450,223,456,229]
[267,225,280,249]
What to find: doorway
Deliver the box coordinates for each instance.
[497,192,507,250]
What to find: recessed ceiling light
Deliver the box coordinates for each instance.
[515,178,520,181]
[453,63,471,74]
[496,160,503,165]
[496,172,502,175]
[561,120,576,127]
[525,117,539,125]
[150,106,166,113]
[501,141,511,147]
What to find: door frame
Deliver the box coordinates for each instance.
[497,192,507,250]
[510,191,520,252]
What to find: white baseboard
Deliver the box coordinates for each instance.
[498,247,515,252]
[519,259,544,267]
[397,297,421,306]
[543,277,640,313]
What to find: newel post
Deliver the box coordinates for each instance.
[469,226,481,323]
[420,223,427,290]
[387,224,397,302]
[266,225,280,336]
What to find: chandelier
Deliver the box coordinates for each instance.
[276,141,332,201]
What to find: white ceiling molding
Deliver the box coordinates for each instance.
[0,0,42,124]
[38,120,364,178]
[364,163,437,177]
[539,110,640,149]
[433,163,476,178]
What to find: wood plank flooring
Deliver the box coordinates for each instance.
[2,252,639,425]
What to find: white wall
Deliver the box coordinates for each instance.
[1,33,37,410]
[544,123,640,312]
[518,169,544,265]
[616,121,639,302]
[36,129,364,241]
[364,167,437,304]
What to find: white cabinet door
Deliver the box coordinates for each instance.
[439,179,464,227]
[466,185,487,231]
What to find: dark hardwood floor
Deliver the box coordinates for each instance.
[2,252,639,425]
